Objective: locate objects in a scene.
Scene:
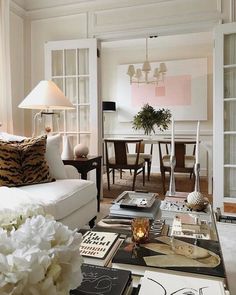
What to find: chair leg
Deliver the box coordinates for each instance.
[132,169,138,191]
[106,167,110,191]
[147,160,151,181]
[143,166,145,186]
[120,169,122,179]
[112,169,115,184]
[161,170,166,195]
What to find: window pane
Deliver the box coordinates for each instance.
[224,134,236,164]
[224,101,236,131]
[52,50,63,76]
[66,109,77,132]
[224,68,236,98]
[224,33,236,65]
[65,78,77,104]
[65,49,76,75]
[79,106,89,131]
[78,77,89,103]
[224,167,236,198]
[79,134,90,148]
[78,49,89,75]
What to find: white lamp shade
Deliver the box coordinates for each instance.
[159,62,167,73]
[142,60,151,72]
[135,68,142,79]
[18,80,74,110]
[153,68,160,78]
[127,65,135,77]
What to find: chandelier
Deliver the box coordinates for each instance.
[127,37,167,85]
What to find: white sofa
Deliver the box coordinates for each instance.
[0,133,97,230]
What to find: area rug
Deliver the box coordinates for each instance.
[102,171,210,200]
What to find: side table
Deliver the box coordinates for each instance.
[63,155,102,212]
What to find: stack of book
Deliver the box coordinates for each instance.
[80,231,122,266]
[109,191,161,219]
[70,264,132,295]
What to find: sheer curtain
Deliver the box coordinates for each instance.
[0,0,13,133]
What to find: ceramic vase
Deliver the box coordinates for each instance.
[74,143,89,158]
[61,135,73,160]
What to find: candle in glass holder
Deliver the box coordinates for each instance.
[131,218,150,244]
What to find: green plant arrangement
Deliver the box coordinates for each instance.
[132,103,172,135]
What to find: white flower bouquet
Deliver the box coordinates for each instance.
[0,205,83,295]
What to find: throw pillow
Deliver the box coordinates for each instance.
[45,134,67,179]
[0,135,54,187]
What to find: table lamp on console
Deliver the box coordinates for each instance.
[18,80,74,136]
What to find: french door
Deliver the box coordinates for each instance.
[45,38,102,156]
[214,23,236,213]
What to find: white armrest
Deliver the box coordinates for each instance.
[64,165,80,179]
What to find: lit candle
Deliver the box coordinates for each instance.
[196,121,200,164]
[171,116,175,156]
[137,229,145,238]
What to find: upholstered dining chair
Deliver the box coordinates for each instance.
[104,139,145,191]
[158,140,196,194]
[127,142,153,181]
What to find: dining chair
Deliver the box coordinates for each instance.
[104,139,145,191]
[128,142,153,181]
[158,140,196,194]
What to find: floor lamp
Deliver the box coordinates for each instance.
[102,101,116,165]
[18,80,74,136]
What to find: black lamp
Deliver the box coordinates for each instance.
[102,101,116,112]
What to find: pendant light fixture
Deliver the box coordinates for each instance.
[127,36,167,85]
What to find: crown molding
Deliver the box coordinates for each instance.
[10,1,27,18]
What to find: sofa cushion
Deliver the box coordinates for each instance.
[17,179,97,220]
[0,135,53,187]
[45,134,67,179]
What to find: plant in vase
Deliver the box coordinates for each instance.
[132,103,171,136]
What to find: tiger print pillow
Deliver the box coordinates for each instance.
[0,135,54,187]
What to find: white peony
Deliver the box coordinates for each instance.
[0,209,83,295]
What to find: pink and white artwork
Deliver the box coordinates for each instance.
[117,58,207,122]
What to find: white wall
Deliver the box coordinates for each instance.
[10,11,24,135]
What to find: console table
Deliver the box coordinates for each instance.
[63,155,102,212]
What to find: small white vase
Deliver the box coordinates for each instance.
[61,135,73,160]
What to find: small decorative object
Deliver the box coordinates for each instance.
[0,204,83,295]
[132,103,171,135]
[74,143,89,158]
[131,218,150,244]
[187,191,209,211]
[61,134,73,160]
